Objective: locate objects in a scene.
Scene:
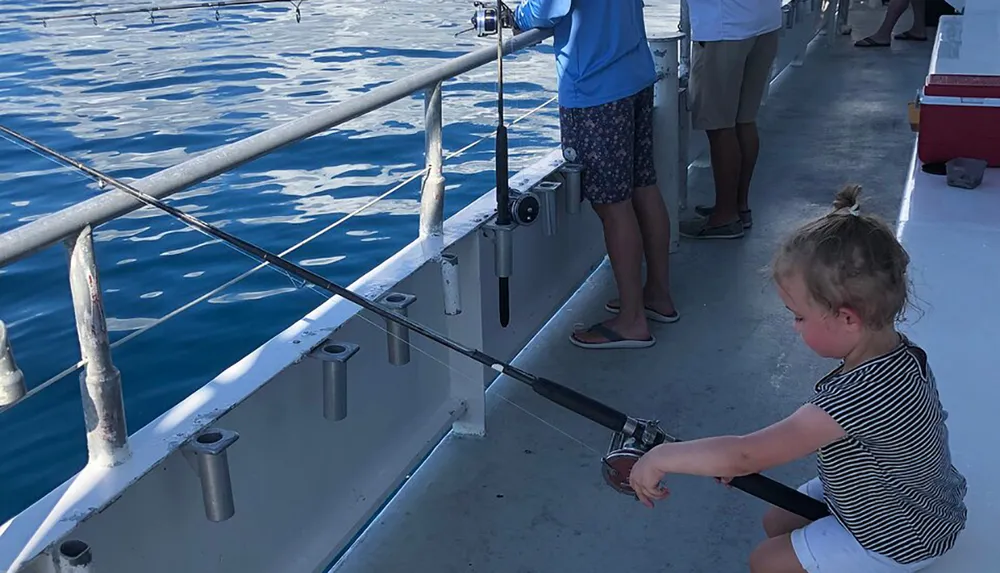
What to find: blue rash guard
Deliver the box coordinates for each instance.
[512,0,656,109]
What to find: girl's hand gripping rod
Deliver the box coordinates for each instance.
[0,125,830,522]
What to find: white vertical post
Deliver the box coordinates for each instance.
[445,238,485,437]
[836,0,852,35]
[649,35,682,253]
[678,0,691,210]
[419,81,445,237]
[66,225,130,467]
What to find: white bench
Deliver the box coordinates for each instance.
[896,153,999,571]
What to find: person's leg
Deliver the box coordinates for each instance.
[681,38,750,240]
[856,0,918,45]
[749,534,808,573]
[902,0,927,38]
[733,29,779,216]
[560,95,653,348]
[629,85,676,318]
[735,122,759,213]
[703,127,742,226]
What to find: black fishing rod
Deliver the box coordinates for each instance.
[25,0,305,26]
[0,125,829,522]
[494,1,511,328]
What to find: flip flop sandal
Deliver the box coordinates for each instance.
[854,37,890,48]
[569,323,655,349]
[604,300,680,324]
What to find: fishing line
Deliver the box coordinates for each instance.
[0,93,558,414]
[0,126,829,519]
[294,280,604,457]
[0,125,831,519]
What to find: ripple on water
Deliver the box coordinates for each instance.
[0,0,562,523]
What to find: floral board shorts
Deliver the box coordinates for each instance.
[558,85,656,205]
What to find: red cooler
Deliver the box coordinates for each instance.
[917,14,1000,167]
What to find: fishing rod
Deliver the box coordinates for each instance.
[25,0,306,27]
[463,1,537,329]
[0,126,828,521]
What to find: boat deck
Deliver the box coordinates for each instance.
[331,5,993,573]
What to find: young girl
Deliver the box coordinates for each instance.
[628,185,968,572]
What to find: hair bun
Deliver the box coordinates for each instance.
[833,184,862,213]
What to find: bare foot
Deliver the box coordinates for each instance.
[606,291,678,322]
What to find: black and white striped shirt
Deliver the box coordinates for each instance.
[808,335,968,564]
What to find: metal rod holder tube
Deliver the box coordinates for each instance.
[533,181,561,237]
[491,222,514,279]
[182,427,239,522]
[53,540,93,573]
[65,226,130,467]
[783,4,794,29]
[439,253,462,316]
[0,320,26,406]
[560,163,583,214]
[419,81,445,237]
[312,342,361,422]
[380,292,417,366]
[310,342,360,421]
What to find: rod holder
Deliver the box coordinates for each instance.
[182,427,239,522]
[533,180,562,237]
[0,320,26,407]
[53,539,93,573]
[380,292,417,366]
[439,253,462,316]
[486,221,515,280]
[560,163,583,214]
[783,3,794,29]
[310,342,360,421]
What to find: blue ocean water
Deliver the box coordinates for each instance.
[0,0,560,522]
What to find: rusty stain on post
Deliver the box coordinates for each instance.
[66,225,130,466]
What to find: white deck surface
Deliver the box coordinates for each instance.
[330,5,996,573]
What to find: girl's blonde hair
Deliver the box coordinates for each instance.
[772,185,911,329]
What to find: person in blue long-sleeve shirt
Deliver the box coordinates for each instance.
[513,0,678,349]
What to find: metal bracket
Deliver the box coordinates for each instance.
[559,163,584,214]
[181,427,240,522]
[439,252,462,316]
[482,220,515,280]
[532,180,562,237]
[380,292,418,366]
[310,342,361,421]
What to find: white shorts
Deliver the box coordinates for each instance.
[790,478,939,573]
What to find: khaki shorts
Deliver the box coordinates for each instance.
[689,29,780,131]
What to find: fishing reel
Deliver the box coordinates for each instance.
[507,189,540,226]
[601,418,669,496]
[458,1,516,37]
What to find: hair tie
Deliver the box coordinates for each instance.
[848,203,860,216]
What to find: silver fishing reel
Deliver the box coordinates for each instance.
[461,1,516,37]
[601,418,667,496]
[508,189,540,226]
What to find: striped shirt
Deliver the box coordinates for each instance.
[808,335,968,564]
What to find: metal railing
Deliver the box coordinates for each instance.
[0,27,553,467]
